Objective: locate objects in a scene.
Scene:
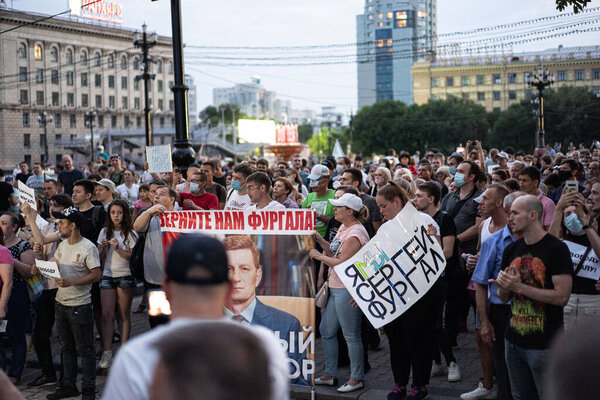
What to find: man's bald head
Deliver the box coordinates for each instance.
[513,195,544,222]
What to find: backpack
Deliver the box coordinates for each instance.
[91,206,102,233]
[129,232,146,281]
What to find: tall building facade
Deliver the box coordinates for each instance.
[0,9,174,170]
[185,74,197,126]
[213,78,277,119]
[357,0,436,109]
[411,46,600,112]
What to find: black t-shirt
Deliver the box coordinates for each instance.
[501,234,573,349]
[0,182,13,211]
[213,175,227,188]
[205,183,227,205]
[79,206,106,243]
[16,172,32,185]
[434,210,459,276]
[59,169,85,196]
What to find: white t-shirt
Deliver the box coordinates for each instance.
[97,229,137,278]
[54,237,101,307]
[224,189,252,210]
[102,318,290,400]
[116,184,139,206]
[247,200,286,211]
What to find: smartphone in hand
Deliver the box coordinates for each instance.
[565,180,579,194]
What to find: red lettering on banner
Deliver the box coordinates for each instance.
[214,212,223,230]
[297,211,305,230]
[269,212,278,230]
[224,212,232,230]
[248,212,261,230]
[261,212,270,230]
[205,212,212,229]
[171,212,179,229]
[305,211,314,231]
[278,211,285,230]
[233,211,244,230]
[286,212,297,230]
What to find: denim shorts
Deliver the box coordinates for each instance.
[99,275,137,290]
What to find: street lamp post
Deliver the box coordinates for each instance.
[527,63,554,149]
[133,24,157,147]
[85,110,97,162]
[38,112,52,180]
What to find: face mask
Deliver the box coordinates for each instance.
[231,180,242,191]
[558,170,572,182]
[454,172,466,187]
[449,166,457,176]
[189,182,199,193]
[565,213,584,235]
[525,162,532,167]
[335,165,345,175]
[309,180,319,188]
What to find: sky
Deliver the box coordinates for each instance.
[6,0,600,116]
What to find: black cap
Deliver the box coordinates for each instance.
[166,234,229,285]
[51,206,84,228]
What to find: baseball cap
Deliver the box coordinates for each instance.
[473,193,484,204]
[52,206,84,227]
[166,234,229,285]
[308,164,330,180]
[329,193,363,211]
[95,178,116,192]
[97,145,104,150]
[497,151,509,159]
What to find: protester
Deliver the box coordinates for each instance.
[303,164,335,238]
[0,228,14,374]
[338,168,383,237]
[14,162,32,187]
[368,166,391,197]
[58,155,84,196]
[25,163,45,190]
[115,169,139,208]
[95,178,116,210]
[132,184,151,220]
[0,169,17,215]
[40,180,59,219]
[201,160,227,209]
[273,177,299,208]
[246,172,286,211]
[109,155,126,186]
[224,163,253,210]
[518,166,555,230]
[178,172,219,211]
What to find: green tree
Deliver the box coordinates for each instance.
[353,100,408,155]
[198,104,247,126]
[298,124,314,144]
[491,101,536,151]
[555,0,591,13]
[306,127,350,158]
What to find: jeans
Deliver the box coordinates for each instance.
[563,293,600,330]
[489,304,511,400]
[6,281,29,379]
[55,302,95,391]
[505,340,549,400]
[319,288,364,380]
[34,289,58,378]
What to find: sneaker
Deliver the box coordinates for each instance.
[387,384,407,400]
[407,385,429,400]
[430,361,445,377]
[98,350,113,369]
[28,374,58,388]
[447,361,462,382]
[460,382,497,400]
[46,386,80,400]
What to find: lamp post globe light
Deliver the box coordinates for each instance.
[527,63,554,150]
[85,110,97,162]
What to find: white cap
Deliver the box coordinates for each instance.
[329,193,363,211]
[95,178,116,192]
[308,164,330,180]
[497,151,509,159]
[97,145,104,150]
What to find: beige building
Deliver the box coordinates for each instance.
[0,9,175,170]
[411,45,600,112]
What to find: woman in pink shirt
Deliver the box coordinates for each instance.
[0,227,15,370]
[310,191,370,393]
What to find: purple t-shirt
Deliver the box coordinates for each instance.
[0,245,14,289]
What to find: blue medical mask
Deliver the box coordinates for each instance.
[309,179,319,188]
[454,172,466,187]
[449,166,457,176]
[565,213,584,235]
[189,182,199,193]
[231,180,242,191]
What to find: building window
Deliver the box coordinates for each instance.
[121,77,128,89]
[121,96,128,109]
[124,116,130,127]
[157,60,163,73]
[96,95,102,108]
[52,92,59,106]
[36,91,44,105]
[24,155,31,165]
[36,68,44,83]
[168,62,173,74]
[525,89,533,98]
[94,52,101,67]
[461,76,469,86]
[67,93,74,106]
[168,80,173,89]
[169,100,174,111]
[19,67,27,82]
[594,69,600,80]
[136,117,141,127]
[575,69,584,80]
[24,134,31,148]
[81,94,89,108]
[108,55,114,69]
[493,74,501,84]
[158,99,163,110]
[40,133,47,147]
[34,44,43,60]
[66,49,73,64]
[95,74,101,87]
[157,80,163,92]
[108,75,115,88]
[97,115,104,128]
[477,92,485,101]
[121,55,127,70]
[109,96,115,108]
[18,43,27,58]
[23,112,30,127]
[446,94,455,100]
[461,93,469,99]
[509,90,517,100]
[594,86,600,95]
[50,46,58,62]
[558,71,566,81]
[81,72,88,86]
[476,75,484,85]
[51,69,59,84]
[431,78,439,87]
[133,57,140,70]
[66,71,74,86]
[493,91,501,100]
[134,79,140,90]
[69,114,77,128]
[54,114,61,127]
[80,50,88,66]
[20,90,28,104]
[111,115,117,128]
[446,77,454,87]
[508,73,517,83]
[134,97,140,110]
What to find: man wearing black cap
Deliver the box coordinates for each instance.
[35,207,101,400]
[103,234,289,400]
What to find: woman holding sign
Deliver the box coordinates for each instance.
[376,181,441,400]
[310,191,369,393]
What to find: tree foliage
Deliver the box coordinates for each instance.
[198,104,247,126]
[555,0,591,13]
[298,124,314,144]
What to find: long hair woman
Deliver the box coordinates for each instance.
[310,191,369,393]
[0,227,14,373]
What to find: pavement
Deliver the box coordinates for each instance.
[11,295,484,400]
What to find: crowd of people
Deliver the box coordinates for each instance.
[0,140,599,400]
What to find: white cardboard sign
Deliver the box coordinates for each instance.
[146,144,173,173]
[35,259,61,280]
[334,202,446,328]
[565,240,600,281]
[18,181,37,211]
